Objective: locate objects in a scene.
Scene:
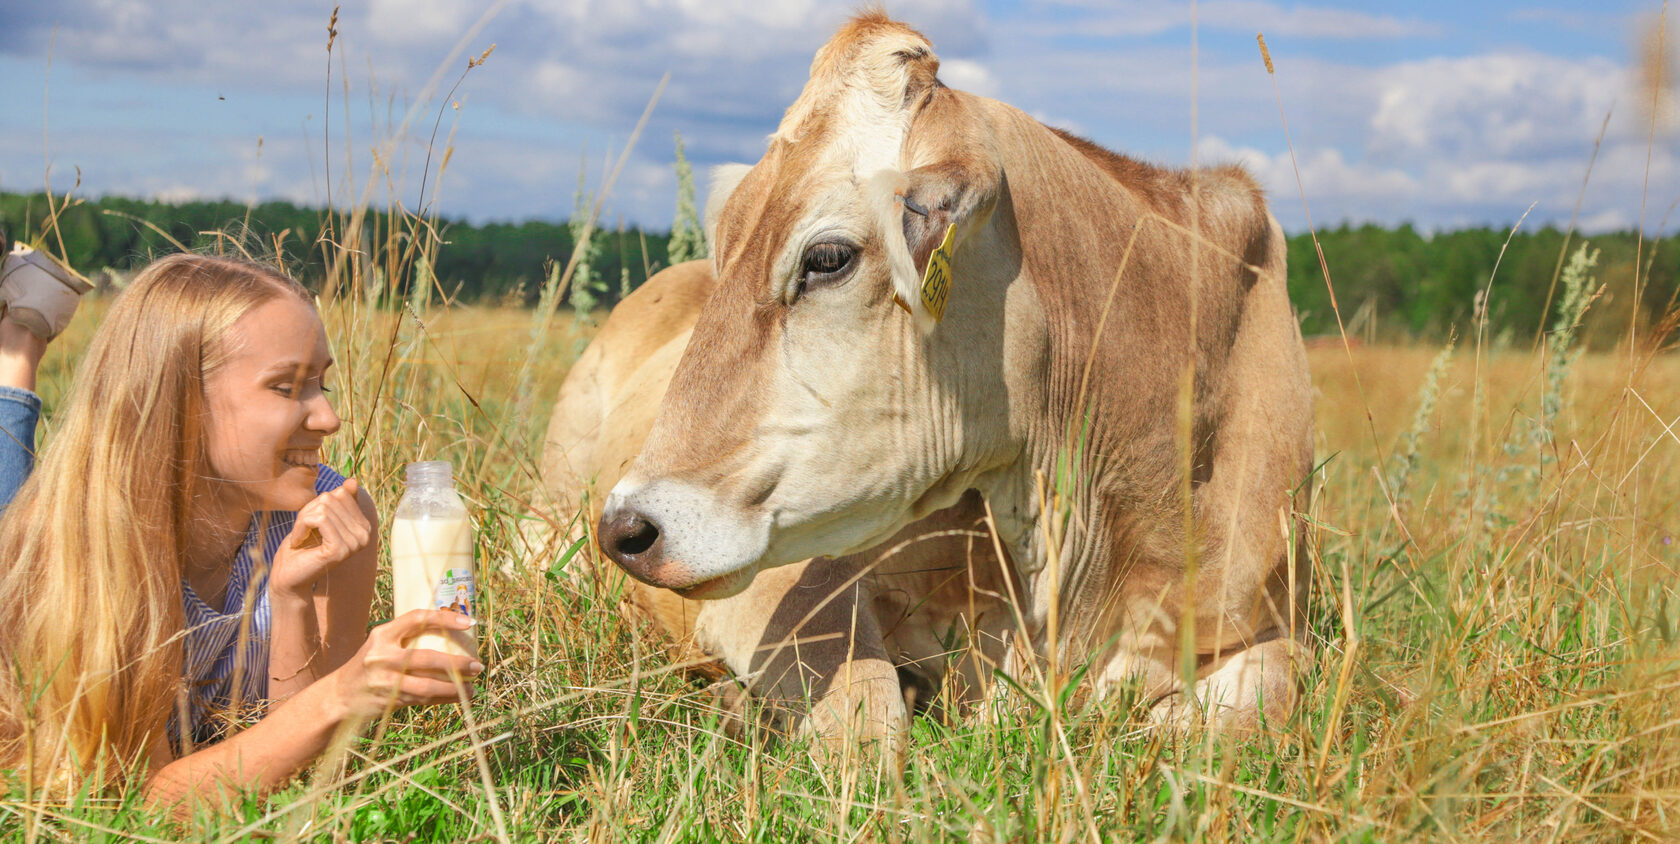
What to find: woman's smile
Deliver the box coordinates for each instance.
[281,448,322,469]
[203,297,341,514]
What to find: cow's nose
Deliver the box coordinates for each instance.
[598,505,665,582]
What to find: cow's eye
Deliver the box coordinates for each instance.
[797,241,856,296]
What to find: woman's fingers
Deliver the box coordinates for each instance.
[375,645,481,675]
[286,490,349,548]
[369,654,479,688]
[276,511,342,587]
[394,649,482,675]
[317,485,371,553]
[375,609,476,645]
[369,677,472,708]
[397,676,474,704]
[350,675,470,713]
[336,611,483,717]
[314,506,354,558]
[326,494,371,546]
[285,505,327,550]
[355,622,482,710]
[275,481,374,594]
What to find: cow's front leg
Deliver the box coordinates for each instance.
[1094,598,1299,732]
[1147,635,1299,731]
[694,558,907,756]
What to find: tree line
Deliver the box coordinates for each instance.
[4,188,1677,348]
[0,190,677,309]
[1286,223,1680,348]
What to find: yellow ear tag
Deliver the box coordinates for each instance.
[919,223,957,323]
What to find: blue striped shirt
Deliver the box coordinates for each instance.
[174,464,345,746]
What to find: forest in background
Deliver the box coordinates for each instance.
[0,191,675,310]
[1288,222,1680,349]
[4,189,1678,348]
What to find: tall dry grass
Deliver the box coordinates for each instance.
[26,206,1680,844]
[5,11,1680,844]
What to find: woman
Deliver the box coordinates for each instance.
[0,249,480,808]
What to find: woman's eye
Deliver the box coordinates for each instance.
[798,242,856,296]
[272,380,329,397]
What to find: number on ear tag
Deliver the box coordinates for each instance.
[920,223,957,323]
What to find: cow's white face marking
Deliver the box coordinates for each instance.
[600,476,771,593]
[600,172,955,595]
[598,20,990,597]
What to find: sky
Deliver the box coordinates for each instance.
[0,0,1672,235]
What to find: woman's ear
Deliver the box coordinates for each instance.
[871,159,1002,332]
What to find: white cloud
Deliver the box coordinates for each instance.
[1030,111,1087,137]
[1196,134,1421,212]
[369,0,478,45]
[1021,0,1440,40]
[1507,8,1628,34]
[2,1,1675,237]
[940,58,999,98]
[0,2,976,224]
[150,184,208,205]
[1577,208,1634,231]
[1369,52,1625,161]
[7,1,327,88]
[1440,160,1557,202]
[532,60,585,101]
[1293,148,1421,201]
[1200,1,1442,39]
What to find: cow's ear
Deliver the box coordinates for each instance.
[871,160,1000,332]
[704,163,752,255]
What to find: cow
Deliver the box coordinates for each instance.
[596,12,1316,731]
[538,260,1011,748]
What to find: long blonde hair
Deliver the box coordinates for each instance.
[0,253,311,792]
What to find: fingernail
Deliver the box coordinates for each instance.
[461,616,478,628]
[469,661,485,674]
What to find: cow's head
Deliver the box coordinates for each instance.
[600,13,1020,598]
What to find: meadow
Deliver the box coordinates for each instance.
[4,11,1680,836]
[2,225,1678,841]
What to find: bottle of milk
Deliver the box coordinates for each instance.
[391,460,478,659]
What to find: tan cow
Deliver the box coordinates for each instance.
[539,260,1011,747]
[597,13,1315,730]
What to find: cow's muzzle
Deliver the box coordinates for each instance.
[598,504,668,585]
[597,477,773,596]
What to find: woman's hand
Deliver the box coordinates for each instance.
[331,609,483,720]
[270,478,372,601]
[146,609,483,815]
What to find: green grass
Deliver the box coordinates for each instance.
[6,232,1679,841]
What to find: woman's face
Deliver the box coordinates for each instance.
[203,296,340,513]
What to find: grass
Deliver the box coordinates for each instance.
[7,14,1680,843]
[6,267,1680,840]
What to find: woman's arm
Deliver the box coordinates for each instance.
[146,609,480,812]
[318,485,379,674]
[268,479,376,699]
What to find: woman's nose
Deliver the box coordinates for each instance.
[307,391,341,436]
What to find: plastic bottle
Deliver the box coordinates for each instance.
[391,461,478,659]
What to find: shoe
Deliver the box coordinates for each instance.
[0,243,92,340]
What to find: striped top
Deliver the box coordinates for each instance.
[174,464,345,746]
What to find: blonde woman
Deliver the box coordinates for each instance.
[0,249,481,808]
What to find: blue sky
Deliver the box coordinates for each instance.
[0,1,1672,234]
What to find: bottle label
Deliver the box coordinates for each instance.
[432,567,475,619]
